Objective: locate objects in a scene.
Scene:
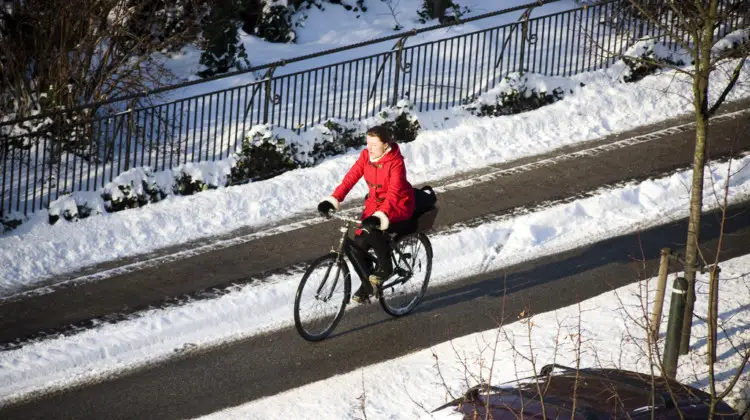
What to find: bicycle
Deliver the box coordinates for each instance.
[293,210,435,342]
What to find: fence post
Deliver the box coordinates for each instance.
[262,65,279,124]
[392,46,402,107]
[517,3,540,76]
[124,108,133,172]
[1,137,5,216]
[663,276,688,379]
[650,248,671,342]
[519,20,528,75]
[391,32,415,107]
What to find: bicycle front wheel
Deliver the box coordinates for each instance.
[379,233,432,317]
[294,253,351,341]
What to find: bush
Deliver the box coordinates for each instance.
[47,191,105,225]
[173,173,210,196]
[198,0,251,78]
[48,199,93,225]
[471,88,565,117]
[254,3,296,43]
[1,214,24,233]
[417,0,470,24]
[618,40,689,83]
[230,125,298,183]
[712,28,750,60]
[463,74,581,117]
[101,168,167,213]
[305,120,366,165]
[378,100,421,143]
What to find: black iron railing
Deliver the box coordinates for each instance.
[1,0,747,218]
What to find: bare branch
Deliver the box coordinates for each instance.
[708,56,748,117]
[718,348,750,401]
[484,273,508,417]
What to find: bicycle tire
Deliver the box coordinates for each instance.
[294,253,351,341]
[379,233,432,317]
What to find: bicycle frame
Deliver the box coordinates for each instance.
[295,211,431,341]
[329,213,371,286]
[329,212,418,292]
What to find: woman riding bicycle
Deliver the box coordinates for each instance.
[317,125,415,303]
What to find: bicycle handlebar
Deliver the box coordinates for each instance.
[327,211,374,233]
[329,212,362,224]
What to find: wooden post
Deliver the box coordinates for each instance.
[708,265,721,364]
[651,248,671,342]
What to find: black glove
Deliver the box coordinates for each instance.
[317,200,335,218]
[360,215,381,231]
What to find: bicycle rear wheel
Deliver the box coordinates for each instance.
[379,233,432,317]
[294,253,351,341]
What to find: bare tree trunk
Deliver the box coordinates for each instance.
[679,0,718,356]
[679,99,707,355]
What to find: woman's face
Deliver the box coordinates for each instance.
[366,135,388,159]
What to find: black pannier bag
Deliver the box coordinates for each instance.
[364,186,438,234]
[412,186,438,233]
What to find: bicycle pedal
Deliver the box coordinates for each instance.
[352,295,372,304]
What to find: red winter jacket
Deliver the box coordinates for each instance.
[327,142,415,230]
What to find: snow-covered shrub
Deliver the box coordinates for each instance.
[303,119,366,166]
[377,99,421,143]
[713,28,750,59]
[49,196,82,224]
[173,158,236,195]
[615,39,690,83]
[47,191,105,225]
[230,124,298,183]
[0,212,24,233]
[254,1,296,43]
[101,167,168,213]
[417,0,470,24]
[173,172,209,196]
[463,73,582,117]
[258,99,422,168]
[197,0,250,78]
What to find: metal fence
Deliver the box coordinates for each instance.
[1,0,748,218]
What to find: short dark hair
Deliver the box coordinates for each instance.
[366,125,393,144]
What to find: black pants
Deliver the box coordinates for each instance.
[350,230,391,287]
[349,219,413,289]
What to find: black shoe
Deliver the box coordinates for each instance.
[352,285,373,303]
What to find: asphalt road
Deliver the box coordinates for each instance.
[3,201,750,419]
[1,100,749,348]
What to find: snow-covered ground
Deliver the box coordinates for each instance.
[195,253,750,420]
[2,56,750,298]
[1,151,750,407]
[1,1,749,416]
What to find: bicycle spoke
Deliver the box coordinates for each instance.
[324,265,342,300]
[379,234,432,317]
